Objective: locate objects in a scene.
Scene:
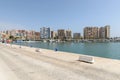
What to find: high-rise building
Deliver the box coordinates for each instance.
[84,27,99,39]
[84,25,110,39]
[99,27,105,39]
[73,33,81,39]
[40,27,50,39]
[99,25,110,39]
[58,29,66,40]
[66,29,72,39]
[105,25,110,39]
[51,31,57,39]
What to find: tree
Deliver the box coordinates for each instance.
[9,35,14,40]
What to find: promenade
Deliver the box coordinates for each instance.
[0,43,120,80]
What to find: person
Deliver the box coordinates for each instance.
[55,48,58,51]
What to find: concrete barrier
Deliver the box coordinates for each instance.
[35,48,42,52]
[79,55,94,63]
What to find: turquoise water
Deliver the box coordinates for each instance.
[14,41,120,60]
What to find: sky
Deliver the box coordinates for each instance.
[0,0,120,37]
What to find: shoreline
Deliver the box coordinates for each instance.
[1,42,120,62]
[6,42,120,60]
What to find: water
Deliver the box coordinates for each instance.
[13,41,120,60]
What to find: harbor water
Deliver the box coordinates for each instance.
[13,41,120,60]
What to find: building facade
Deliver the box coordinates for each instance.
[105,25,110,39]
[73,33,81,39]
[58,29,66,40]
[66,30,72,39]
[0,30,40,41]
[26,30,35,40]
[84,27,99,39]
[84,25,110,39]
[34,32,40,40]
[51,31,57,39]
[40,27,50,39]
[99,27,106,39]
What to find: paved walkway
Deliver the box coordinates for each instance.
[0,43,120,80]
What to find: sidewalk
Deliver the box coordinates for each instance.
[0,58,19,80]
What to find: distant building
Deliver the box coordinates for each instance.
[51,31,57,39]
[73,33,81,39]
[5,30,11,36]
[40,27,50,39]
[105,25,110,39]
[58,29,66,40]
[99,25,110,39]
[10,30,16,37]
[0,31,7,40]
[17,30,27,40]
[99,27,106,39]
[84,25,110,39]
[24,30,35,40]
[66,29,72,39]
[34,32,40,40]
[84,27,99,39]
[0,29,40,41]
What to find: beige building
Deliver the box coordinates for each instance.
[0,30,40,41]
[66,30,72,39]
[0,30,11,39]
[51,31,57,39]
[84,25,110,39]
[99,25,110,39]
[105,25,110,39]
[26,30,35,40]
[99,27,105,39]
[84,27,99,39]
[34,32,40,40]
[58,29,66,40]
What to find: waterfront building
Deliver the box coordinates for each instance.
[105,25,110,39]
[0,30,40,41]
[1,30,11,39]
[99,25,110,39]
[10,30,17,37]
[0,32,7,40]
[26,30,36,40]
[58,29,66,40]
[73,33,81,39]
[34,32,40,40]
[16,30,40,41]
[5,30,11,36]
[51,31,57,39]
[0,31,8,40]
[66,29,72,39]
[10,30,27,40]
[18,30,27,40]
[84,27,99,39]
[99,27,106,39]
[40,27,50,39]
